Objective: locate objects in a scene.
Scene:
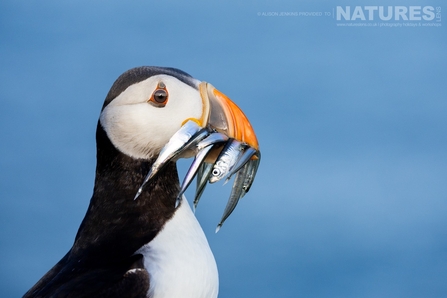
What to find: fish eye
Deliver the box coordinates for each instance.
[149,82,169,107]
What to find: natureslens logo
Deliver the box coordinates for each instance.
[335,6,441,27]
[336,6,438,21]
[256,6,441,28]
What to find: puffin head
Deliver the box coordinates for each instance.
[98,66,260,229]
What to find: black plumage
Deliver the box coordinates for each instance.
[24,67,192,298]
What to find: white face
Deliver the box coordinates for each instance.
[99,75,203,160]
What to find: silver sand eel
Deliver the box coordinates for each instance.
[135,120,261,230]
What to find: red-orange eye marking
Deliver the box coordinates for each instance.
[149,82,169,107]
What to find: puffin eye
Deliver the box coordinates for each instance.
[149,82,169,107]
[153,89,168,103]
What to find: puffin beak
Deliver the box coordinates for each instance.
[198,82,259,151]
[135,81,261,231]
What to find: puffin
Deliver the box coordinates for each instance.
[23,66,260,298]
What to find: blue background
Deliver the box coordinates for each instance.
[1,1,446,297]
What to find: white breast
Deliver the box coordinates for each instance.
[136,198,219,298]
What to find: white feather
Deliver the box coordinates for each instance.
[99,75,203,160]
[136,198,219,298]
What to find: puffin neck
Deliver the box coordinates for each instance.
[71,123,180,264]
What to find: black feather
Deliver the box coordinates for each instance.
[24,67,186,297]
